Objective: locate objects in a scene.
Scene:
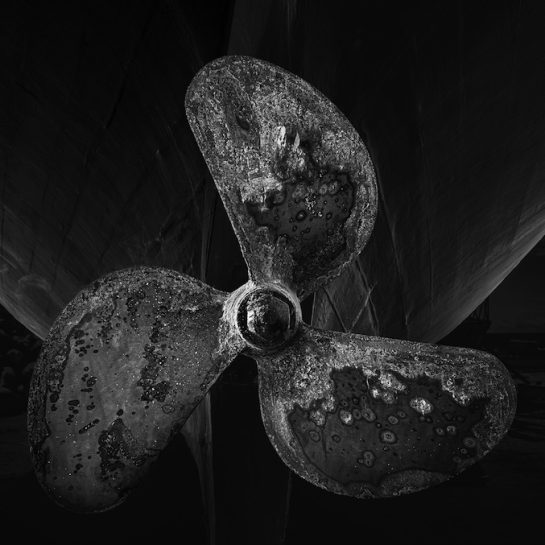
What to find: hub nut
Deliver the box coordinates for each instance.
[236,288,298,350]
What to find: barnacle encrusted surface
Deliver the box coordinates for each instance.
[185,56,377,298]
[27,267,242,512]
[257,325,516,498]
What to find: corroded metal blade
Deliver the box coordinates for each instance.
[185,56,377,299]
[27,267,243,512]
[257,325,516,498]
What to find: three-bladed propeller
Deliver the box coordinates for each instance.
[28,56,516,512]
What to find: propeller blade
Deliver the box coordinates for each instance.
[27,267,243,512]
[257,325,516,498]
[185,56,377,299]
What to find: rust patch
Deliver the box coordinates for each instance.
[98,418,148,480]
[126,289,147,330]
[246,127,354,284]
[138,344,171,403]
[288,366,486,494]
[221,76,260,146]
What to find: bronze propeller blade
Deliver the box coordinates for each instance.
[27,55,516,513]
[185,56,377,299]
[28,267,243,512]
[257,325,516,498]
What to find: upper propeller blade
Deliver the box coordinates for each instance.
[27,267,243,513]
[185,56,377,299]
[257,325,516,498]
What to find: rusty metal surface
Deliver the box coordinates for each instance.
[185,56,514,500]
[28,266,242,512]
[185,56,377,299]
[2,0,545,367]
[257,324,516,498]
[26,55,517,514]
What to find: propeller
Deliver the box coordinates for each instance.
[27,56,516,512]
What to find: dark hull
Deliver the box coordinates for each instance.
[1,1,544,343]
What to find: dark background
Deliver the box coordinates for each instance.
[1,1,544,544]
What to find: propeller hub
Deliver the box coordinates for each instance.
[235,285,300,351]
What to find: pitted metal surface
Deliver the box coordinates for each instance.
[27,56,516,513]
[257,325,516,498]
[185,56,377,299]
[27,267,242,512]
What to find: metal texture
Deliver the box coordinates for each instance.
[27,55,517,513]
[257,325,516,498]
[185,56,377,299]
[27,267,243,512]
